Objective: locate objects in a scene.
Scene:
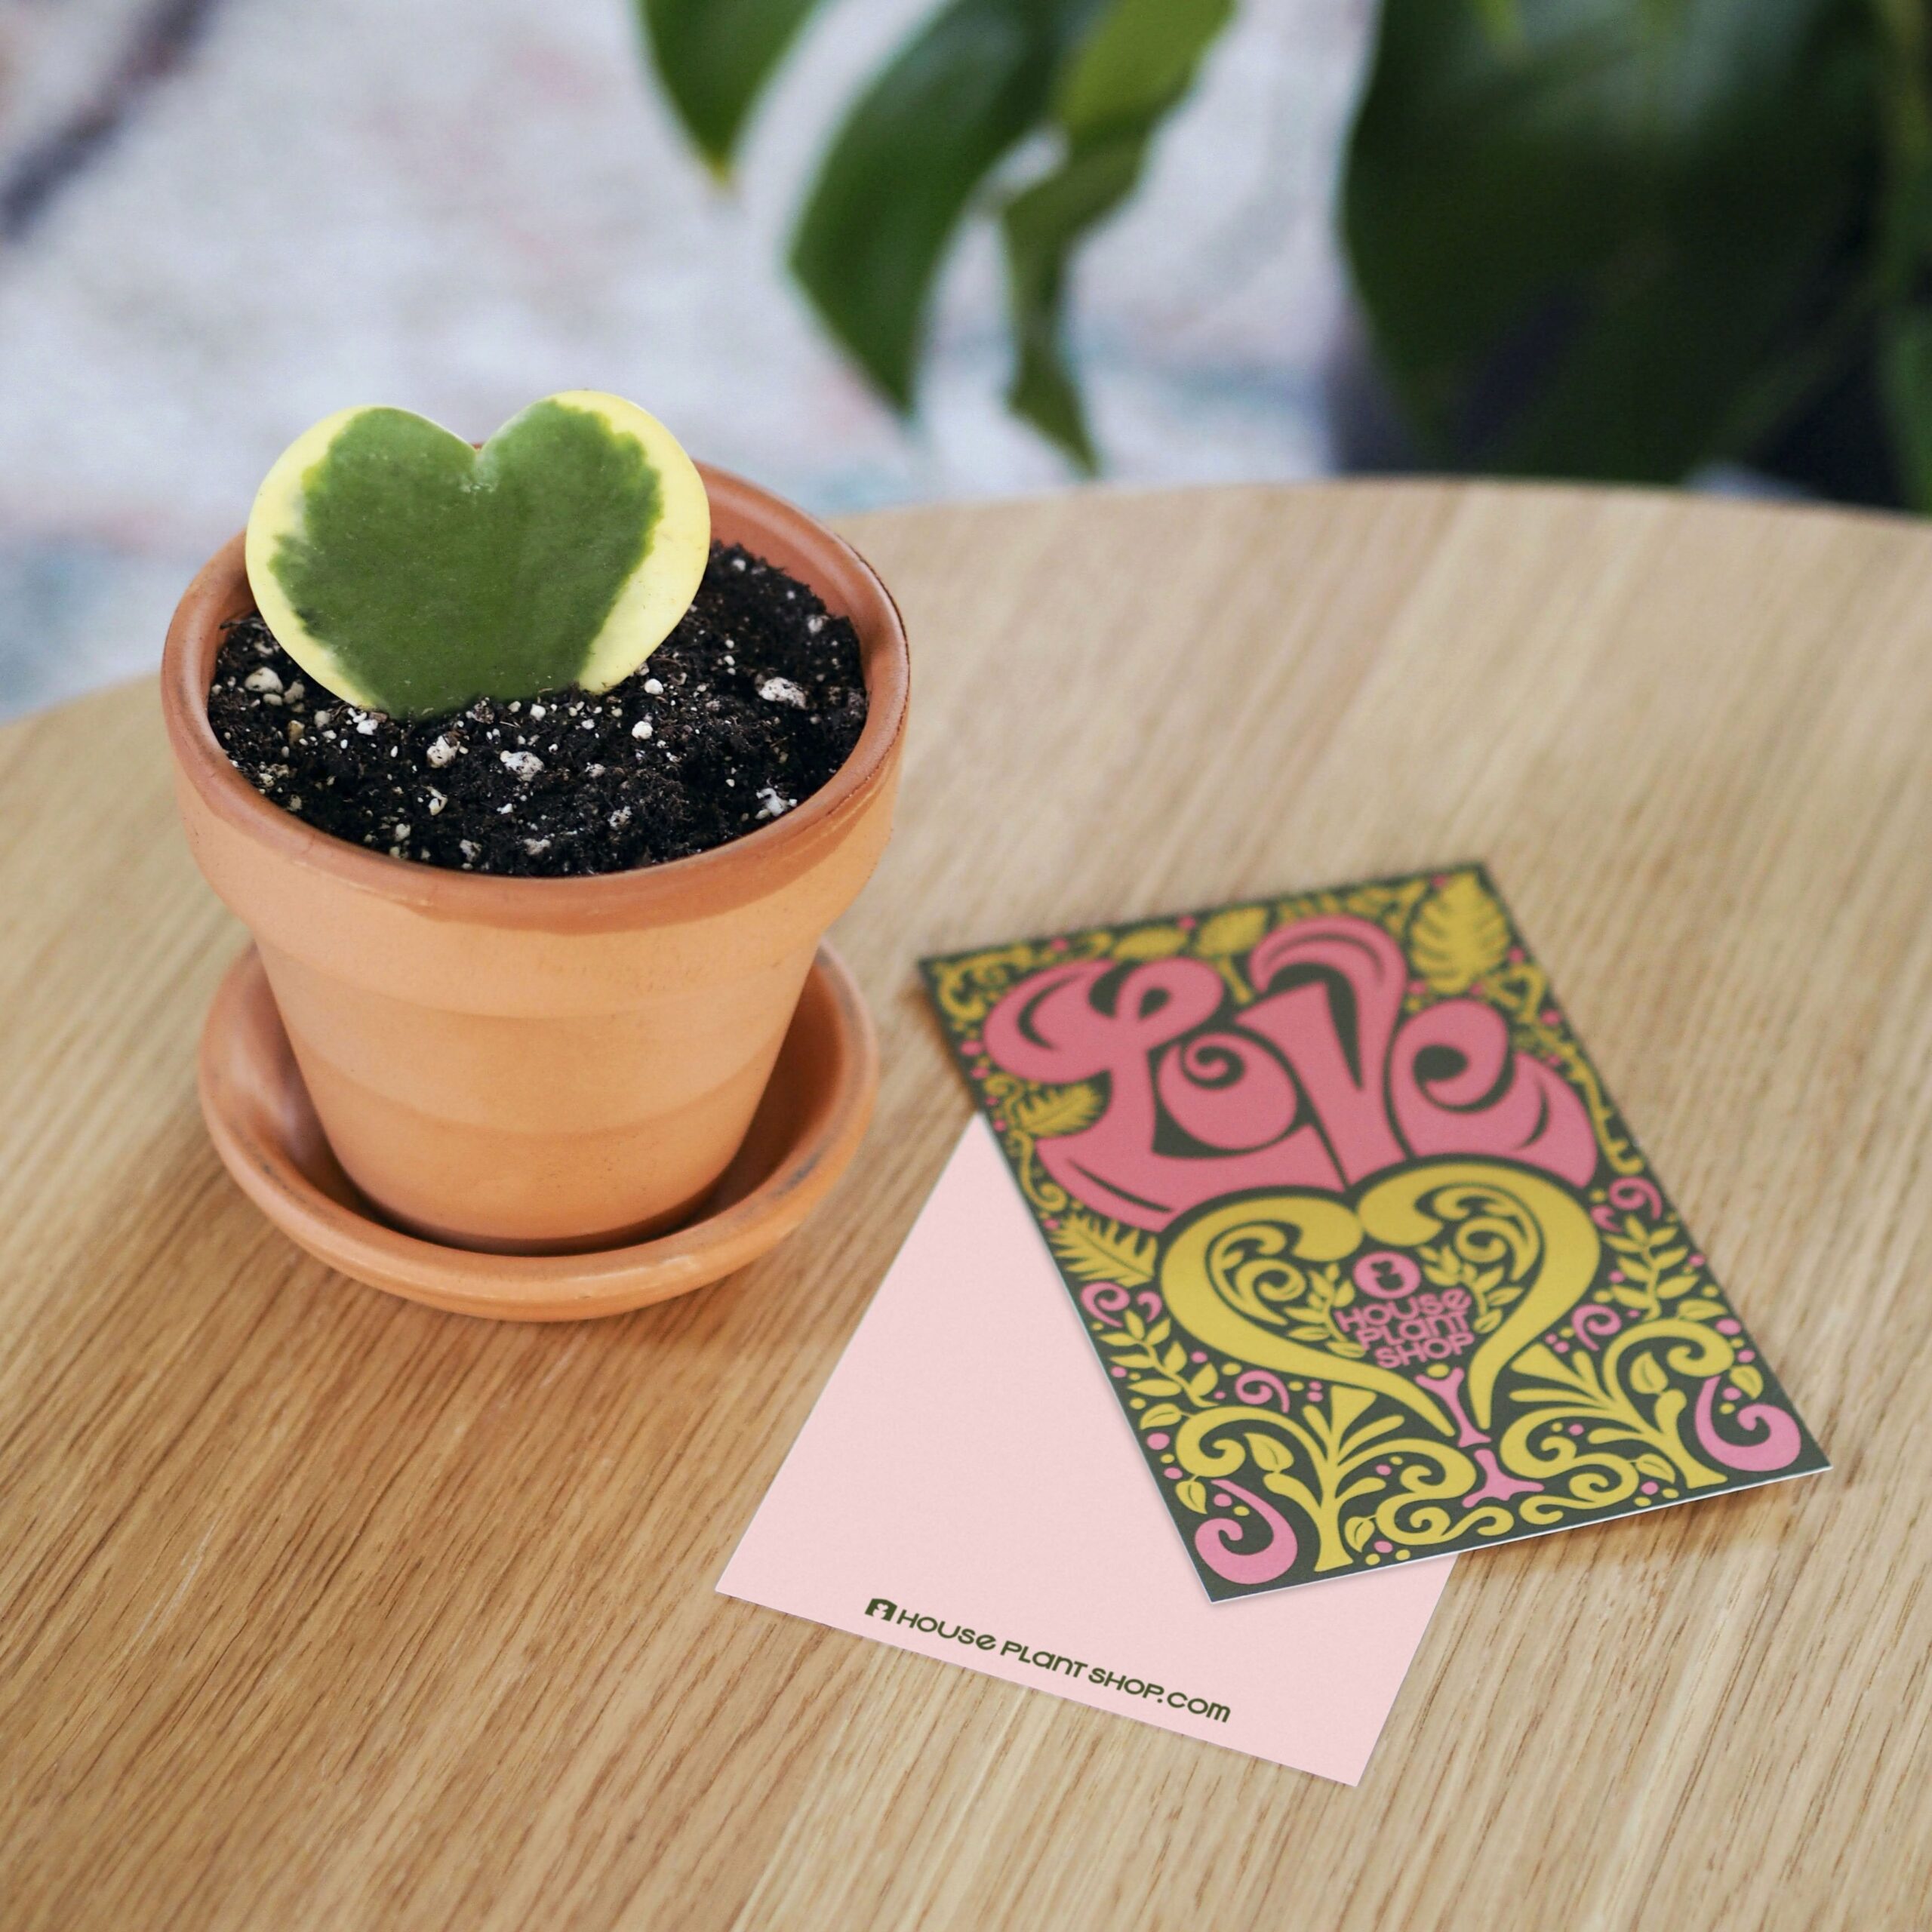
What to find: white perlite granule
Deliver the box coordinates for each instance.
[755,786,795,820]
[243,666,282,694]
[631,718,653,740]
[757,676,807,708]
[426,735,458,768]
[500,749,543,779]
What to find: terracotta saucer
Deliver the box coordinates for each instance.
[198,943,878,1319]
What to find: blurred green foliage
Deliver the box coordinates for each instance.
[639,0,1932,503]
[636,0,1229,472]
[1348,0,1932,507]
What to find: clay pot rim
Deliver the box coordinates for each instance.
[161,463,909,932]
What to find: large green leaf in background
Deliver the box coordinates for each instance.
[1343,0,1882,483]
[638,0,828,172]
[1000,0,1233,468]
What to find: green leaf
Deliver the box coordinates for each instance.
[247,393,709,718]
[1343,0,1881,482]
[1175,1478,1209,1514]
[1473,0,1524,48]
[1345,1513,1378,1552]
[791,0,1105,410]
[638,0,827,173]
[1054,0,1226,135]
[999,0,1233,467]
[1244,1432,1291,1474]
[1139,1402,1184,1429]
[999,132,1141,469]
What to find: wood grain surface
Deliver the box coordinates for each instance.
[2,481,1928,1930]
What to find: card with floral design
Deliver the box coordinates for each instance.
[921,866,1828,1601]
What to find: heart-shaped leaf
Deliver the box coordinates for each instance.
[245,391,709,718]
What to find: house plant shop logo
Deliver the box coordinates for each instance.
[863,1599,1229,1722]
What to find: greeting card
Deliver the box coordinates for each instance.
[718,1120,1450,1782]
[922,866,1827,1601]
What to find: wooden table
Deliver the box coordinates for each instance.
[3,482,1928,1930]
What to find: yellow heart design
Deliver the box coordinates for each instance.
[1158,1158,1601,1438]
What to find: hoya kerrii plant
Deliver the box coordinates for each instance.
[245,390,712,718]
[168,386,909,1279]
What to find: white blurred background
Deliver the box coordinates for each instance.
[0,0,1371,716]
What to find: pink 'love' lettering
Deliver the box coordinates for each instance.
[982,915,1596,1229]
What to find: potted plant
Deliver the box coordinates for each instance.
[161,392,909,1278]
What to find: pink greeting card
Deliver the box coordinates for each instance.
[717,1119,1450,1783]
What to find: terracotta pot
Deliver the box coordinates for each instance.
[162,465,909,1254]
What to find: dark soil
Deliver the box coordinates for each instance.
[207,543,869,877]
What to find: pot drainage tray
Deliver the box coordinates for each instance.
[198,943,878,1319]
